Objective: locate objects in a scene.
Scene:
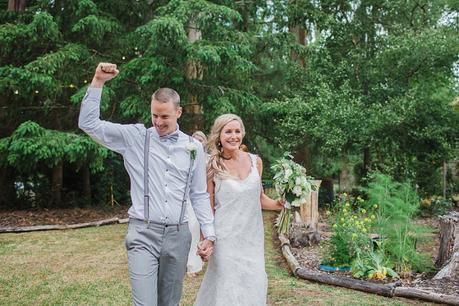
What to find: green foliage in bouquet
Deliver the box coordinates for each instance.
[272,153,314,235]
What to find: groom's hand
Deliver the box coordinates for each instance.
[91,63,119,88]
[197,239,214,262]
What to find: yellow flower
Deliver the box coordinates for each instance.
[340,218,345,222]
[333,224,338,228]
[371,214,376,220]
[326,210,331,215]
[357,196,364,202]
[345,202,350,207]
[362,228,367,233]
[421,198,432,207]
[353,215,357,219]
[373,204,378,209]
[364,218,370,223]
[343,192,348,197]
[361,209,366,214]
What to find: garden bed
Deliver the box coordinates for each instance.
[284,211,459,305]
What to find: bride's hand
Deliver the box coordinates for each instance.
[197,240,214,262]
[277,198,286,208]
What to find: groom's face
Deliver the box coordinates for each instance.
[151,100,182,136]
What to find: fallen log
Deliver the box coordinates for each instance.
[394,287,459,306]
[278,229,459,305]
[0,217,121,233]
[278,234,301,275]
[295,268,395,297]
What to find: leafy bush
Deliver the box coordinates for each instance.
[364,173,434,274]
[420,196,454,216]
[325,193,375,266]
[325,172,434,279]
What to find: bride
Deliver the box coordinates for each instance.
[194,114,284,306]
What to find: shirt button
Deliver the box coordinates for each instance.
[165,183,168,187]
[165,200,168,203]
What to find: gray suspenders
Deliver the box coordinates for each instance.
[144,129,152,222]
[143,129,195,227]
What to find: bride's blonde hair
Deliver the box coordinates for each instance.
[207,114,246,179]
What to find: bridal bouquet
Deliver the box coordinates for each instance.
[272,154,313,235]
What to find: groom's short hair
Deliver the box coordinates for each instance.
[151,88,180,108]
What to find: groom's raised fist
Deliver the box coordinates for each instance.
[91,63,119,87]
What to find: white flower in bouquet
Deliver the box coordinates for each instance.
[295,177,302,186]
[283,168,293,182]
[292,186,302,197]
[271,153,315,235]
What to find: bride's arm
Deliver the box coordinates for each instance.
[199,174,216,242]
[256,157,284,211]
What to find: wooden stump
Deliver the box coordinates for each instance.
[290,180,322,247]
[434,211,459,280]
[299,180,322,231]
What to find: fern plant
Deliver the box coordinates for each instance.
[365,172,434,273]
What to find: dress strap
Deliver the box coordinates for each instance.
[248,153,258,168]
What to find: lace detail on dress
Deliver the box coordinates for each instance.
[194,153,267,306]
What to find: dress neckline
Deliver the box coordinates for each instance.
[224,154,255,182]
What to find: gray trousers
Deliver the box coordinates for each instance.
[125,219,192,306]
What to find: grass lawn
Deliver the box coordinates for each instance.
[0,211,435,305]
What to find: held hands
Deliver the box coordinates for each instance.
[196,239,214,262]
[91,63,119,88]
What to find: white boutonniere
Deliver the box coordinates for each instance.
[186,142,198,160]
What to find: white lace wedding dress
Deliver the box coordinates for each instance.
[194,154,267,306]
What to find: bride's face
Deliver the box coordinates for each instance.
[220,120,243,152]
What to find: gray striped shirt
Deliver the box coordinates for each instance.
[78,87,215,238]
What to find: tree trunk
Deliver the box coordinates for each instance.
[51,160,63,207]
[434,211,459,280]
[82,164,91,205]
[363,147,371,177]
[289,25,307,68]
[293,145,311,175]
[320,177,334,204]
[7,0,26,11]
[185,19,204,132]
[339,163,356,192]
[0,166,16,208]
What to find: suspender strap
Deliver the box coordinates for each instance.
[144,131,194,225]
[144,129,152,222]
[178,136,195,226]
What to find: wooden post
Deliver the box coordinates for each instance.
[300,180,322,230]
[443,161,447,199]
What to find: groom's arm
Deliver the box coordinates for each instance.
[78,63,137,155]
[189,143,215,240]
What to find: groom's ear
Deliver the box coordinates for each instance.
[176,106,182,118]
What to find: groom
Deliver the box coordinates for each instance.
[78,63,215,306]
